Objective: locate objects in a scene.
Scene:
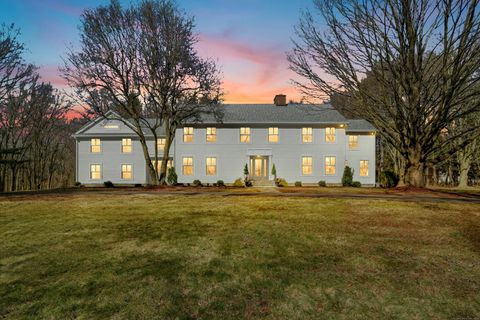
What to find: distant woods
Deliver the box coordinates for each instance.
[0,24,79,192]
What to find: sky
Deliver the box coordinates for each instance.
[0,0,316,104]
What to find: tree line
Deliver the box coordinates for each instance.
[0,24,84,192]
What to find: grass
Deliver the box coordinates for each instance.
[1,194,480,319]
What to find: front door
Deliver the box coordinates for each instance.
[250,156,268,180]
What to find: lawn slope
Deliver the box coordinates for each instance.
[1,194,479,319]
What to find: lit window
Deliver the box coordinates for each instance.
[121,164,133,180]
[325,156,336,175]
[240,127,250,143]
[268,127,279,143]
[360,160,369,177]
[90,138,101,153]
[183,127,194,143]
[183,157,193,175]
[122,138,132,153]
[157,138,166,150]
[302,127,313,143]
[90,164,101,180]
[206,127,217,143]
[152,159,173,173]
[302,156,312,175]
[104,124,119,129]
[325,127,336,143]
[206,157,217,175]
[348,135,358,149]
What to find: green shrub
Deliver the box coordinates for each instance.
[104,181,114,188]
[379,170,399,188]
[243,164,249,177]
[74,181,82,187]
[216,180,225,187]
[167,167,178,185]
[342,166,354,186]
[351,181,362,187]
[295,181,302,187]
[318,180,326,187]
[244,178,253,187]
[233,178,244,187]
[271,163,277,179]
[192,179,202,187]
[275,178,288,187]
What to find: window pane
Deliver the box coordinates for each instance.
[157,138,166,149]
[325,156,336,175]
[302,127,312,143]
[302,156,312,175]
[206,157,217,175]
[360,160,369,176]
[183,127,193,142]
[206,127,217,142]
[348,135,358,149]
[122,138,132,153]
[325,127,336,142]
[90,164,101,179]
[183,157,193,175]
[90,138,101,153]
[240,127,250,143]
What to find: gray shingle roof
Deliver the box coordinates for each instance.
[346,119,376,132]
[199,103,348,124]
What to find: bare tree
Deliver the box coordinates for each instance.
[62,0,223,185]
[288,0,480,187]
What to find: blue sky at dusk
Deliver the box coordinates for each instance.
[0,0,315,103]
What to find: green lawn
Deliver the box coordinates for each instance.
[1,194,480,319]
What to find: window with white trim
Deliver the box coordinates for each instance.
[302,127,313,143]
[183,157,193,175]
[206,127,217,143]
[90,164,101,180]
[183,127,194,143]
[240,127,250,143]
[302,156,313,175]
[348,135,358,149]
[90,138,101,153]
[325,156,336,175]
[360,160,369,177]
[268,127,279,143]
[325,127,336,143]
[206,157,217,175]
[122,138,132,153]
[121,164,133,180]
[152,159,173,173]
[157,138,166,150]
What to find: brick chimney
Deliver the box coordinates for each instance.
[274,94,287,106]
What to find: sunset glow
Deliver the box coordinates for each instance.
[0,0,313,104]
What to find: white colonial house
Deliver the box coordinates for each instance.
[74,95,377,186]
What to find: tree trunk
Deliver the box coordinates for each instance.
[458,153,471,188]
[139,134,159,185]
[159,122,175,185]
[404,147,426,188]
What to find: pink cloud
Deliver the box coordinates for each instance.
[197,33,302,103]
[38,65,67,88]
